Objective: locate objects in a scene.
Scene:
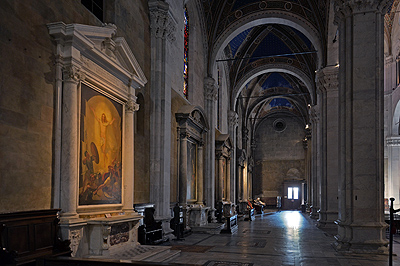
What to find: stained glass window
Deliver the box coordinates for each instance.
[183,6,189,99]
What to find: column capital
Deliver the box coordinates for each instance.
[334,0,391,23]
[63,65,82,83]
[126,99,139,113]
[204,77,218,101]
[315,66,339,93]
[148,0,176,42]
[228,110,239,128]
[309,104,320,123]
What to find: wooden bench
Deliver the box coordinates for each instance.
[0,209,71,265]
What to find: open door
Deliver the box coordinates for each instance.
[283,181,302,210]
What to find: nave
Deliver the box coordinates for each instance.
[163,211,400,266]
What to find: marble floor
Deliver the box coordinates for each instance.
[162,211,400,266]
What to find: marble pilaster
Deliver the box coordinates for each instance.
[333,0,390,253]
[148,0,176,220]
[204,77,217,219]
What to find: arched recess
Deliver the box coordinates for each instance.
[209,10,324,74]
[175,105,210,227]
[231,65,314,110]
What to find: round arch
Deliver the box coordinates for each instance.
[231,64,314,110]
[209,10,323,75]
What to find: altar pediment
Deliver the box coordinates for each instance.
[48,22,147,91]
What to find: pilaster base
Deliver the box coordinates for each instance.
[317,211,338,228]
[333,220,388,254]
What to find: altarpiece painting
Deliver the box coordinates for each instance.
[79,83,123,205]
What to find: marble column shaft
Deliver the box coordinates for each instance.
[179,133,188,206]
[60,66,80,219]
[226,158,231,202]
[197,144,204,204]
[334,0,389,252]
[123,98,139,213]
[217,156,225,201]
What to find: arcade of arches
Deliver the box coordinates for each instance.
[3,0,400,260]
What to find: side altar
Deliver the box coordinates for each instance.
[48,22,147,257]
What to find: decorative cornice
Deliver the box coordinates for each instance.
[148,0,176,42]
[334,0,391,24]
[204,77,218,101]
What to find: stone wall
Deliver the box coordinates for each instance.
[253,116,306,198]
[0,0,151,212]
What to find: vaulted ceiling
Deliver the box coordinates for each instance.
[201,0,329,132]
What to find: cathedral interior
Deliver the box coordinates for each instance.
[2,0,400,265]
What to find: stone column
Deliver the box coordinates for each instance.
[178,133,188,207]
[148,0,176,220]
[316,67,339,227]
[60,65,80,220]
[204,77,217,218]
[333,0,389,252]
[196,144,204,205]
[123,98,139,214]
[226,158,231,202]
[309,105,320,219]
[228,111,238,203]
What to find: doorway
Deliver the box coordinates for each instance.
[283,182,302,210]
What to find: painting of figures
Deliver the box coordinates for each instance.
[79,83,123,205]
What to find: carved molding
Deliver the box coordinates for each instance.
[386,136,400,146]
[204,77,218,101]
[69,229,83,256]
[228,110,239,128]
[149,0,176,42]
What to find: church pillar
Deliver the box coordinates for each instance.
[123,98,139,213]
[148,0,176,220]
[60,65,80,220]
[204,77,217,220]
[334,0,389,252]
[309,105,320,219]
[228,111,238,203]
[316,66,339,227]
[197,143,204,205]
